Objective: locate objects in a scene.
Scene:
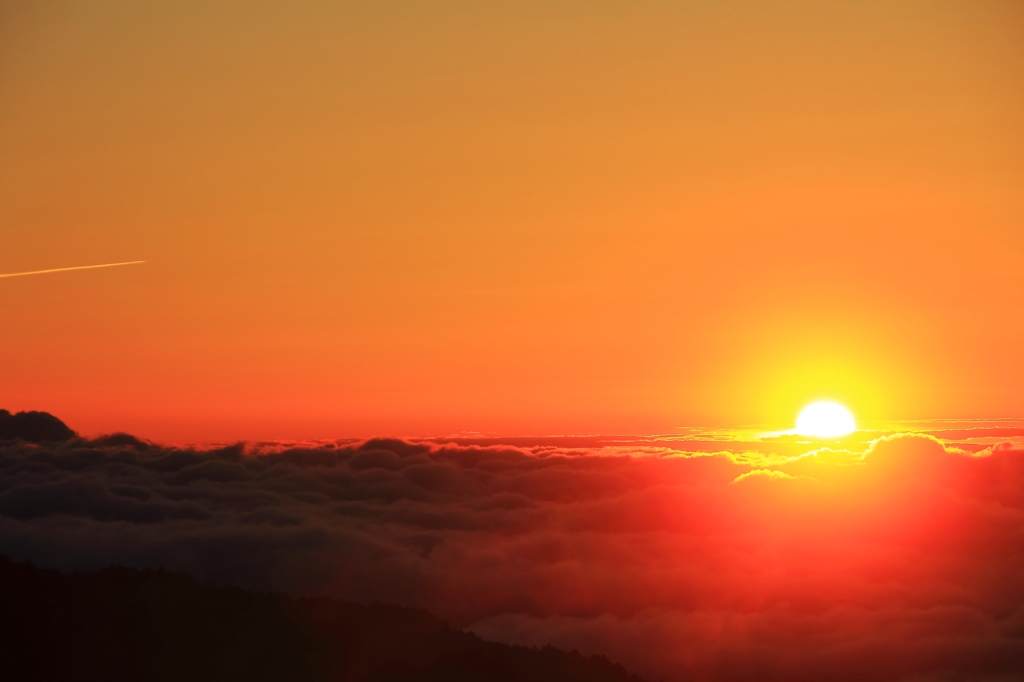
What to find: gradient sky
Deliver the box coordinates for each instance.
[2,1,1022,441]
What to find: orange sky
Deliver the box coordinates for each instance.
[1,1,1022,441]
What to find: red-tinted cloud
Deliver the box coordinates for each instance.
[1,432,1022,680]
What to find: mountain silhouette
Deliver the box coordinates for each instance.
[0,556,649,682]
[0,410,75,442]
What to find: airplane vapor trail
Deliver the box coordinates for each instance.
[0,261,146,279]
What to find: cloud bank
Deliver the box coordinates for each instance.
[1,427,1023,681]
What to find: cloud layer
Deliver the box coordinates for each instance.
[1,429,1023,681]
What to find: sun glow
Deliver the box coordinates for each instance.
[795,401,856,438]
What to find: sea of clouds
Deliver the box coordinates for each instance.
[2,426,1024,681]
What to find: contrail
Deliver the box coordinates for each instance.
[0,260,146,279]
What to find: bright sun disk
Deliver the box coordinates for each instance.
[795,401,856,438]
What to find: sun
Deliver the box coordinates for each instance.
[795,401,856,438]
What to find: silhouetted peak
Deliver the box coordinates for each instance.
[90,432,151,450]
[0,410,75,442]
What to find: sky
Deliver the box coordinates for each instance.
[2,1,1023,441]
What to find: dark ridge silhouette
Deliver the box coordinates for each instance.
[89,432,152,450]
[0,556,650,682]
[0,409,75,442]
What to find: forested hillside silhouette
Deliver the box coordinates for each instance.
[0,556,649,682]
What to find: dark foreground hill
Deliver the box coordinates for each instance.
[0,556,648,682]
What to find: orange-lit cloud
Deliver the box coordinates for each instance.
[3,429,1024,680]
